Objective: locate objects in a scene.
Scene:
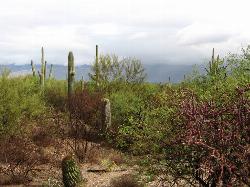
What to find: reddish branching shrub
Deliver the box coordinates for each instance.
[169,85,250,186]
[69,89,103,133]
[0,136,42,184]
[66,89,104,162]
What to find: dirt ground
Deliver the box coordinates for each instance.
[0,137,192,187]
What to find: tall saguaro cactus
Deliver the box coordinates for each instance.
[207,48,222,77]
[102,98,111,132]
[49,64,53,79]
[81,76,84,91]
[31,60,36,76]
[68,51,75,98]
[44,60,47,79]
[31,47,54,84]
[40,47,45,86]
[95,45,99,87]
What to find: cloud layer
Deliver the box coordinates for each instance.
[0,0,250,65]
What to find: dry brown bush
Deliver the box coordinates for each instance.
[109,174,143,187]
[0,136,42,185]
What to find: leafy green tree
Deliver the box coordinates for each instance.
[89,54,146,88]
[123,57,147,83]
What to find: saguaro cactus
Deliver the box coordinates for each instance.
[95,45,99,87]
[68,51,75,98]
[207,48,222,76]
[44,60,47,79]
[81,76,84,91]
[102,98,111,132]
[31,60,36,76]
[40,47,45,86]
[49,64,53,78]
[62,155,84,187]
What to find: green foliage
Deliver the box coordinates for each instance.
[61,155,85,187]
[108,83,179,155]
[44,79,67,111]
[185,46,250,102]
[0,71,45,136]
[106,46,249,185]
[88,54,146,90]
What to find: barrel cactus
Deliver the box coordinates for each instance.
[61,155,85,187]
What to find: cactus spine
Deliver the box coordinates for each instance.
[68,52,75,98]
[62,155,84,187]
[31,60,36,76]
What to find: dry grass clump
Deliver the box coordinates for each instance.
[86,145,125,166]
[109,174,143,187]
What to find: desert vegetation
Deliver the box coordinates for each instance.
[0,45,249,187]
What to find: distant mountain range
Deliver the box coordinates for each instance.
[0,63,204,83]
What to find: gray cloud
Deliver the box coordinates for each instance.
[180,33,233,46]
[0,0,250,65]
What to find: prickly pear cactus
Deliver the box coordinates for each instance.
[61,155,84,187]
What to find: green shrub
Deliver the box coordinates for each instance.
[44,79,67,111]
[108,83,180,155]
[0,72,45,136]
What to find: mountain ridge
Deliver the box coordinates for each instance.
[0,63,203,83]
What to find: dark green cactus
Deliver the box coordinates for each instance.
[44,60,47,79]
[31,60,36,76]
[68,52,75,98]
[62,155,84,187]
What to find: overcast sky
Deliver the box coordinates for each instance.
[0,0,250,65]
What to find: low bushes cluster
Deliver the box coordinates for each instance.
[0,71,45,136]
[0,46,249,186]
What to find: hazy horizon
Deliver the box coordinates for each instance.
[1,0,250,65]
